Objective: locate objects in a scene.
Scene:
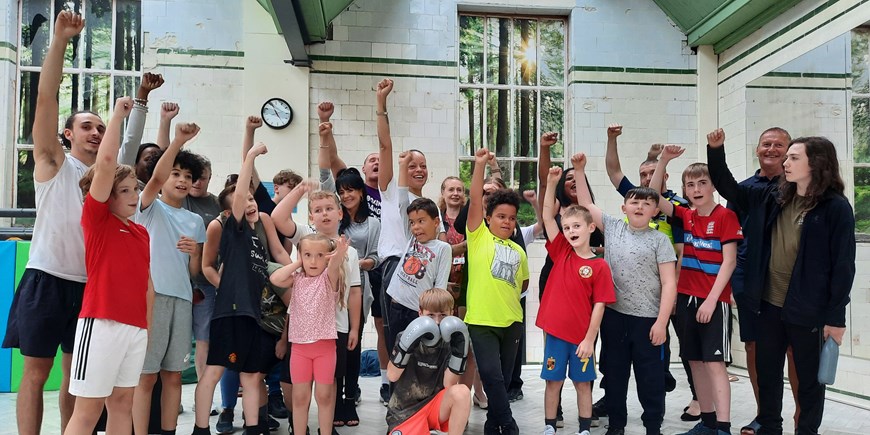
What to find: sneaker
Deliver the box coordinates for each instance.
[543,425,557,435]
[507,388,524,402]
[592,396,608,418]
[590,414,600,428]
[268,393,290,419]
[379,384,390,406]
[216,409,234,434]
[267,415,280,432]
[575,431,591,435]
[556,415,564,428]
[676,422,717,435]
[499,420,520,435]
[604,428,625,435]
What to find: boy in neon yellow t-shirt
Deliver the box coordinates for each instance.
[464,147,529,435]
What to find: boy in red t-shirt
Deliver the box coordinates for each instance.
[537,166,617,435]
[651,145,743,435]
[65,97,155,434]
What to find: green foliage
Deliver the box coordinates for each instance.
[854,183,870,233]
[517,202,536,227]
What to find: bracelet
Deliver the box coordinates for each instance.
[134,98,147,105]
[490,168,502,173]
[376,110,388,116]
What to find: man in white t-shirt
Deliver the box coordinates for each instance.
[1,13,106,434]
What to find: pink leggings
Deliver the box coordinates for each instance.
[289,339,336,384]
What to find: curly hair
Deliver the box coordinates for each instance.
[144,149,205,182]
[485,188,521,217]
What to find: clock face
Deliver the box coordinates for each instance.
[261,98,293,129]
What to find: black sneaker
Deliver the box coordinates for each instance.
[604,428,625,435]
[379,384,390,406]
[592,396,608,418]
[507,388,523,402]
[267,415,280,432]
[590,414,600,428]
[216,409,234,434]
[268,393,290,419]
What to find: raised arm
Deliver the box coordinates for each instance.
[376,79,395,191]
[33,12,85,182]
[242,116,264,187]
[537,132,558,210]
[91,98,134,201]
[261,213,291,265]
[233,143,267,222]
[572,153,604,231]
[467,148,492,233]
[488,153,503,180]
[119,73,163,165]
[522,189,544,238]
[271,180,316,238]
[541,166,563,243]
[141,122,200,210]
[604,123,625,189]
[316,102,348,177]
[156,102,179,150]
[360,219,380,271]
[318,121,336,173]
[650,145,685,217]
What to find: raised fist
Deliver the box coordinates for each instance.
[174,122,200,142]
[541,132,558,148]
[474,147,493,164]
[161,102,179,120]
[376,79,394,99]
[661,144,685,161]
[55,11,84,40]
[570,152,587,171]
[707,128,725,148]
[246,116,263,130]
[139,73,164,93]
[547,166,563,184]
[248,142,268,158]
[318,122,333,137]
[607,123,623,139]
[114,96,134,117]
[317,101,334,121]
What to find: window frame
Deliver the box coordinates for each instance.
[14,0,142,210]
[456,12,569,191]
[851,27,870,234]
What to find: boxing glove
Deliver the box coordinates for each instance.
[439,315,469,374]
[390,315,441,368]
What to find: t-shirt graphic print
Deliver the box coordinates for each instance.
[491,240,521,286]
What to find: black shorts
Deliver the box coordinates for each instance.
[280,348,292,384]
[380,257,400,327]
[335,331,349,378]
[2,269,85,357]
[207,317,279,374]
[676,293,731,363]
[369,264,384,318]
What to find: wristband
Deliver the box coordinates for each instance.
[134,98,147,105]
[376,110,388,116]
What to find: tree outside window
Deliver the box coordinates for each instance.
[15,0,141,221]
[851,27,870,233]
[458,14,567,225]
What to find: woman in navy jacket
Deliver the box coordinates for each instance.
[706,129,855,435]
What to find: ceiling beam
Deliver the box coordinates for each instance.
[271,0,312,67]
[686,0,752,46]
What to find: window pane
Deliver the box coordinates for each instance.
[59,73,80,124]
[82,73,111,118]
[512,89,537,158]
[513,19,536,86]
[539,20,565,86]
[114,75,136,101]
[512,161,536,192]
[17,150,36,209]
[459,88,483,156]
[459,16,484,84]
[487,88,511,156]
[115,0,142,71]
[83,0,112,70]
[486,17,510,85]
[459,161,473,189]
[541,91,565,159]
[20,0,52,66]
[18,72,40,144]
[853,98,870,164]
[58,0,83,68]
[855,167,870,233]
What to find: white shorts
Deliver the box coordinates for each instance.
[70,318,148,398]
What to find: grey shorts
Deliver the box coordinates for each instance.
[192,284,217,341]
[142,293,192,373]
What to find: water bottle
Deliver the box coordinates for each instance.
[818,336,839,385]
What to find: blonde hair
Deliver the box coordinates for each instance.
[419,288,454,313]
[79,164,136,197]
[308,190,341,211]
[297,233,346,309]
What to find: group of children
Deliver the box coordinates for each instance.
[1,11,857,435]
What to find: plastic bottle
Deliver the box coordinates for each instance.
[818,336,839,385]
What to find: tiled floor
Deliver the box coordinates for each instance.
[2,365,869,434]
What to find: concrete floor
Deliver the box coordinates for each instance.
[2,364,869,434]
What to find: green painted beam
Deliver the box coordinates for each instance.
[712,0,804,53]
[686,0,754,45]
